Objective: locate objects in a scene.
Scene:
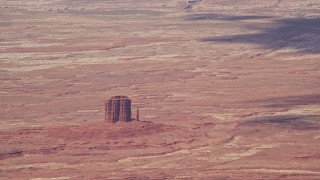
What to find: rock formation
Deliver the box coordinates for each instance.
[136,109,140,121]
[105,96,131,123]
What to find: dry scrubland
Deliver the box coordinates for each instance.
[0,0,320,179]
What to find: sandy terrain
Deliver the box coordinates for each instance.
[0,0,319,179]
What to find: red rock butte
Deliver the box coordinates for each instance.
[105,96,132,123]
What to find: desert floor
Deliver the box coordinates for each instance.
[0,0,320,179]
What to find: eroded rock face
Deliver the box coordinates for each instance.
[105,96,131,123]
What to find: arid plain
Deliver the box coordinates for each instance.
[1,0,320,179]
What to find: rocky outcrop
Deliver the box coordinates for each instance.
[105,96,131,123]
[136,109,140,121]
[183,0,201,12]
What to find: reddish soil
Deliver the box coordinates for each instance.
[0,0,319,179]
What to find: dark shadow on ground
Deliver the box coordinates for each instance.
[241,94,320,130]
[196,15,320,53]
[187,13,272,21]
[242,114,320,131]
[254,94,320,108]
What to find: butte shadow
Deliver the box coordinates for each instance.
[240,94,320,131]
[252,94,320,108]
[198,16,320,54]
[242,114,320,131]
[186,13,272,21]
